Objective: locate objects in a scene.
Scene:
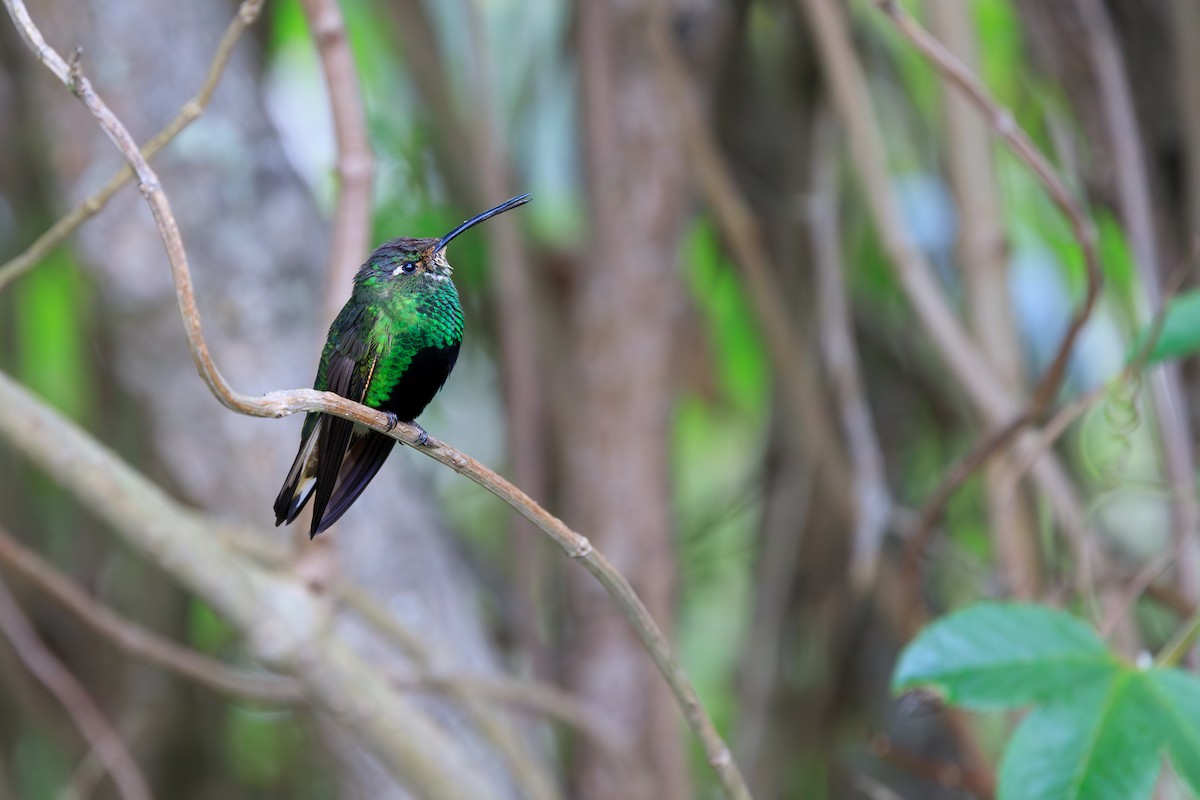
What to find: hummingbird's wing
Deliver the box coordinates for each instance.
[274,308,395,536]
[307,342,396,536]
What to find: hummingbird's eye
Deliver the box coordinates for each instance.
[392,261,418,277]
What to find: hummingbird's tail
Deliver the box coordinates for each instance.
[273,414,396,537]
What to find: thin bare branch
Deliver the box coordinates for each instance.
[804,0,1097,559]
[0,574,151,800]
[873,0,1102,414]
[0,0,263,293]
[1,3,746,795]
[0,524,303,705]
[296,0,374,323]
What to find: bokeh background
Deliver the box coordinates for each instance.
[0,0,1197,798]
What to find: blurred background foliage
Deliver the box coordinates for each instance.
[1,0,1199,797]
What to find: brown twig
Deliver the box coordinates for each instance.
[0,0,263,294]
[1,4,746,796]
[0,524,303,705]
[0,574,151,800]
[863,0,1107,559]
[902,410,1035,579]
[801,0,1090,556]
[296,0,374,323]
[873,0,1102,413]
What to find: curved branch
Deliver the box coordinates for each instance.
[873,0,1102,413]
[1,3,747,796]
[869,0,1106,543]
[0,0,263,294]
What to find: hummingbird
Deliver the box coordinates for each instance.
[274,194,532,537]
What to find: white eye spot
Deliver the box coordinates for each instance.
[391,265,402,276]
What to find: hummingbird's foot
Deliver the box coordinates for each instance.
[383,411,399,432]
[412,421,430,447]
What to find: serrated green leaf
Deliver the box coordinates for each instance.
[893,604,1117,708]
[1149,668,1200,793]
[999,672,1159,800]
[1132,288,1200,365]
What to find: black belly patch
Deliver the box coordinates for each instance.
[376,343,461,422]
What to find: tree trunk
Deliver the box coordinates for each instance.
[567,2,688,798]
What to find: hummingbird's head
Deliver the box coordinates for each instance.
[357,194,532,287]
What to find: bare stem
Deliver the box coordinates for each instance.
[0,0,263,294]
[873,0,1102,413]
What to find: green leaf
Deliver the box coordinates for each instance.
[1149,668,1200,793]
[893,603,1118,708]
[998,672,1159,800]
[1132,288,1200,365]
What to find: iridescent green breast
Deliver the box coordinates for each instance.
[363,279,463,408]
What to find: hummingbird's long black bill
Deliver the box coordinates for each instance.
[435,193,532,253]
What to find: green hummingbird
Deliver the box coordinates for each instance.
[274,194,531,537]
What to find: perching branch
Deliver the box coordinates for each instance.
[1,3,747,796]
[296,0,374,322]
[0,0,263,294]
[0,524,303,705]
[0,574,151,800]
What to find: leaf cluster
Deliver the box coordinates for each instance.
[894,604,1200,800]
